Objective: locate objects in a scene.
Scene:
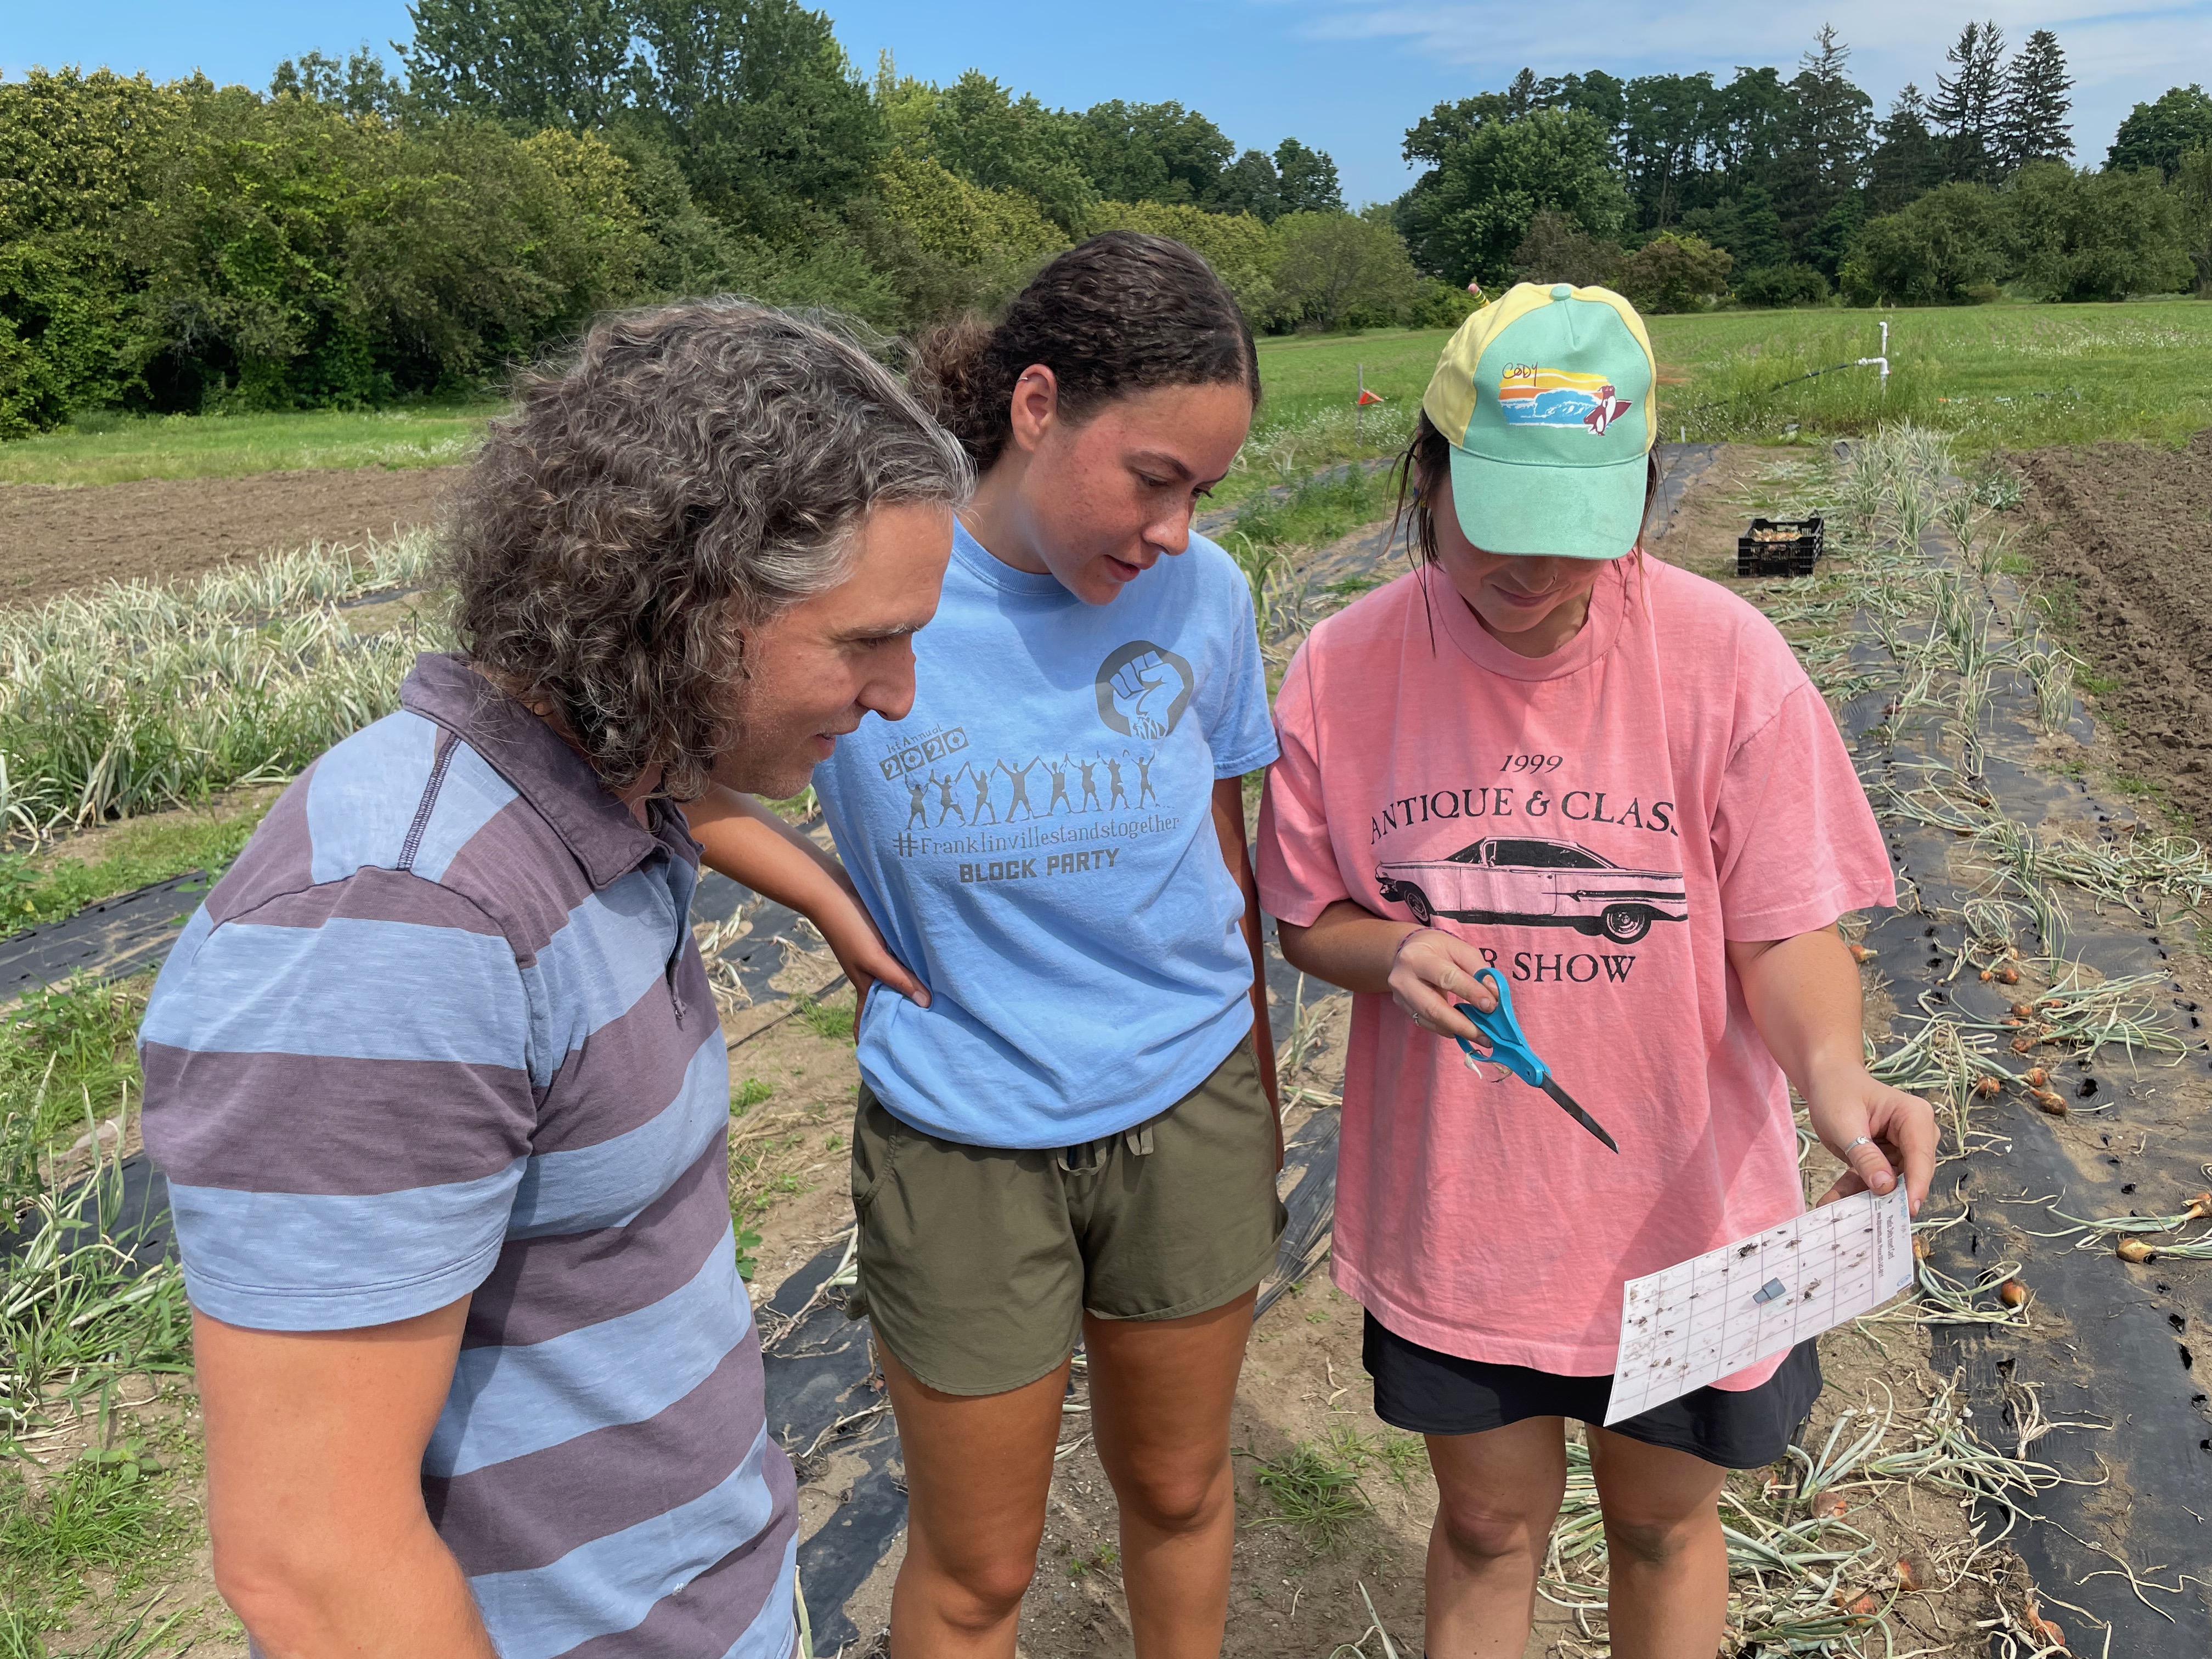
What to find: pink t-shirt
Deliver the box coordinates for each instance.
[1257,555,1894,1386]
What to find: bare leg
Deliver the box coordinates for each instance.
[1585,1427,1730,1659]
[1419,1417,1570,1658]
[1083,1289,1256,1659]
[881,1344,1067,1659]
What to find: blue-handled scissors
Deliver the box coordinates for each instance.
[1454,967,1620,1153]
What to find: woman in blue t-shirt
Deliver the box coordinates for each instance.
[692,233,1283,1657]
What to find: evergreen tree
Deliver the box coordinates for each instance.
[1927,19,2007,184]
[1768,26,1871,262]
[1996,29,2072,172]
[1865,84,1944,215]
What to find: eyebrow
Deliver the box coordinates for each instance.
[1130,450,1197,482]
[831,619,928,644]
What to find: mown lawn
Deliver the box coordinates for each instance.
[0,402,496,487]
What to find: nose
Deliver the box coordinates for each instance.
[861,639,918,723]
[1143,502,1194,558]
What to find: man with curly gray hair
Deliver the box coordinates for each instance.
[140,301,971,1658]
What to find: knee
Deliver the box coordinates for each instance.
[1435,1494,1545,1566]
[928,1552,1039,1631]
[1601,1506,1712,1569]
[1118,1459,1230,1536]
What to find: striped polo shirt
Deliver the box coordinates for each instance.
[140,652,797,1659]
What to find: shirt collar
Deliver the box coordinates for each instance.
[398,653,691,890]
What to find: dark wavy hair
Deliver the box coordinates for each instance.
[443,300,972,800]
[907,230,1259,470]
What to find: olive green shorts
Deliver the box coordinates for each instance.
[846,1041,1287,1397]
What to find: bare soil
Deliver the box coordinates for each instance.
[0,466,462,605]
[2012,428,2212,833]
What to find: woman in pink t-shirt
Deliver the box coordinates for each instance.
[1257,284,1937,1657]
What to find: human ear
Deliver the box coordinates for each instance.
[1006,365,1060,456]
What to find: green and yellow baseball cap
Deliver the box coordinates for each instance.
[1421,282,1656,560]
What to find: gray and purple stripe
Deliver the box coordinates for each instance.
[142,653,795,1659]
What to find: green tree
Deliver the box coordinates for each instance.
[2106,85,2212,181]
[1398,103,1629,286]
[1733,263,1829,307]
[1866,85,1945,215]
[1618,72,1719,228]
[2004,162,2189,301]
[1838,183,2007,304]
[270,45,407,119]
[2176,148,2212,296]
[1208,149,1283,221]
[1273,139,1344,215]
[1615,231,1731,313]
[1681,187,1786,272]
[0,68,184,432]
[1271,210,1423,330]
[918,70,1093,232]
[624,0,883,232]
[1078,100,1232,204]
[1928,19,2008,184]
[1996,29,2073,172]
[1768,27,1871,259]
[400,0,635,128]
[1509,211,1623,289]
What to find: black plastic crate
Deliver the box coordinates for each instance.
[1736,515,1824,578]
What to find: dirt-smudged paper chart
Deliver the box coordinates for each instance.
[1606,1187,1914,1424]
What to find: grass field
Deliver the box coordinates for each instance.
[1255,298,2212,456]
[3,301,2205,489]
[0,403,496,488]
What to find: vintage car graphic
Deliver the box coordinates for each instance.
[1375,836,1688,945]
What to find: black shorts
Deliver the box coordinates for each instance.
[1363,1311,1821,1471]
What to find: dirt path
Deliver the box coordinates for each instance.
[0,466,462,605]
[2015,428,2212,833]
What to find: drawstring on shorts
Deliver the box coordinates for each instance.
[1055,1118,1155,1173]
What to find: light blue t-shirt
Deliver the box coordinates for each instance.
[814,521,1279,1149]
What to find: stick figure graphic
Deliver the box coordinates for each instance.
[1045,756,1071,817]
[905,775,930,830]
[1136,749,1159,808]
[997,757,1037,821]
[934,771,966,826]
[1107,757,1128,809]
[968,763,997,825]
[1079,758,1101,812]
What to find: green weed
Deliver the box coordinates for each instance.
[1232,466,1389,555]
[1,975,150,1214]
[793,996,855,1045]
[1068,1542,1120,1579]
[1240,1436,1372,1550]
[0,803,269,930]
[732,1077,775,1115]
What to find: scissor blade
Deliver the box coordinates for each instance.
[1541,1077,1620,1153]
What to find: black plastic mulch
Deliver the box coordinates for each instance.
[1836,574,2212,1649]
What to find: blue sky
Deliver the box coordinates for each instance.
[8,1,2207,205]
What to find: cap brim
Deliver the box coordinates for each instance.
[1446,445,1644,560]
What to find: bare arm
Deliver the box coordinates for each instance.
[1728,927,1937,1212]
[196,1297,496,1658]
[685,784,927,1014]
[1275,899,1499,1048]
[1213,778,1280,1138]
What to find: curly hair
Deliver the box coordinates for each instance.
[907,230,1259,470]
[443,300,973,800]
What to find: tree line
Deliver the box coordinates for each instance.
[1397,26,2212,311]
[0,0,1477,436]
